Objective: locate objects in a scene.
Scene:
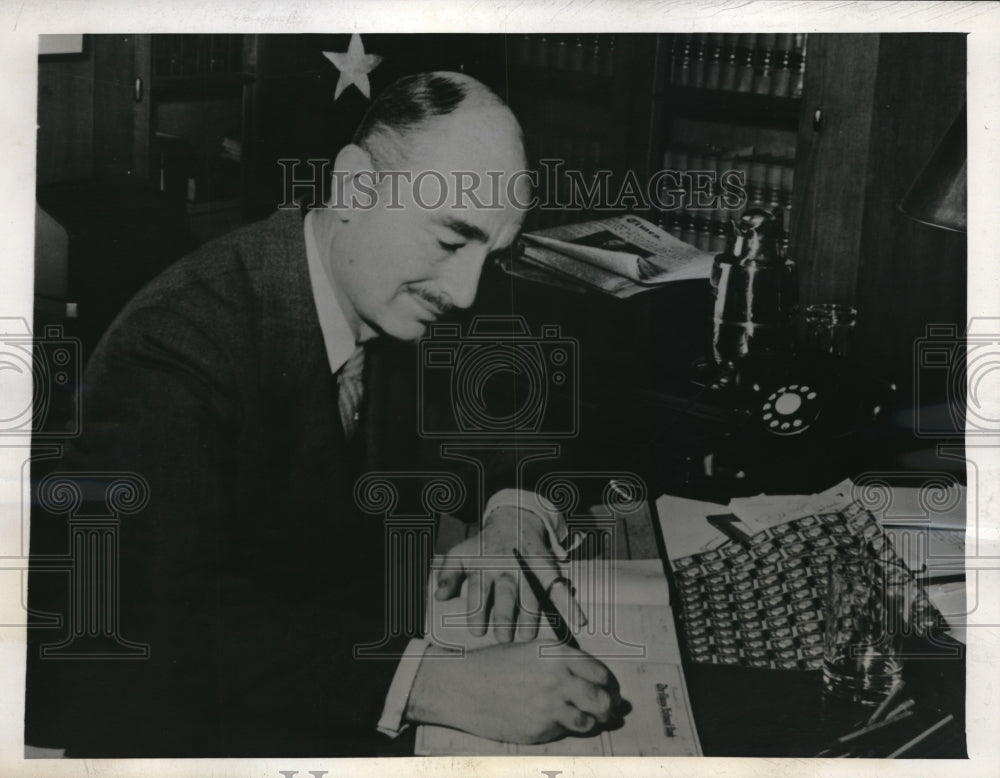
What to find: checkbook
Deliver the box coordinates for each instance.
[415,557,702,756]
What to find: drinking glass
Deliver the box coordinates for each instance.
[822,554,911,706]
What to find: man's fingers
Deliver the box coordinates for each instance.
[566,656,619,697]
[516,580,540,642]
[435,562,466,601]
[466,570,489,637]
[525,555,589,630]
[555,704,597,734]
[562,675,614,724]
[548,579,589,631]
[492,572,517,643]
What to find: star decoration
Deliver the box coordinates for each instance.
[322,33,384,101]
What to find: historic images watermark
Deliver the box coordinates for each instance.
[276,158,748,213]
[0,317,149,658]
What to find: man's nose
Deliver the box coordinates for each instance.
[442,249,488,310]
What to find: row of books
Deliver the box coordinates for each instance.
[669,33,807,98]
[657,206,791,255]
[510,34,617,77]
[657,146,796,254]
[151,34,244,78]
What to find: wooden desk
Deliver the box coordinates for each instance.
[429,266,967,757]
[436,499,966,758]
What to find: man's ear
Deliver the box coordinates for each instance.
[330,144,377,221]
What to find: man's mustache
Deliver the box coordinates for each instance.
[407,285,453,316]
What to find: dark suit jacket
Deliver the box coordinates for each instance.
[27,209,429,757]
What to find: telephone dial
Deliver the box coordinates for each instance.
[688,350,896,493]
[716,351,891,439]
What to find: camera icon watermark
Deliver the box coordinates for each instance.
[914,318,1000,438]
[418,316,579,439]
[0,317,80,438]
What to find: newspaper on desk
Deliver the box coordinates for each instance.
[654,479,965,671]
[518,215,713,298]
[415,558,702,756]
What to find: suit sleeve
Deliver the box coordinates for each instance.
[29,295,410,757]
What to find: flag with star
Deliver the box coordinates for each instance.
[323,33,384,100]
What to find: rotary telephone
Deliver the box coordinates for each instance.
[686,349,895,493]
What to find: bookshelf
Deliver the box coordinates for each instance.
[503,34,657,231]
[499,32,965,396]
[146,34,258,245]
[647,33,806,257]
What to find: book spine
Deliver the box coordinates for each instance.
[569,35,586,72]
[792,34,808,98]
[672,34,693,87]
[586,35,603,75]
[732,157,752,219]
[704,33,724,89]
[771,33,795,96]
[709,206,730,254]
[752,33,776,96]
[735,33,757,93]
[688,33,708,88]
[719,34,739,91]
[551,35,568,70]
[747,158,768,209]
[779,159,795,247]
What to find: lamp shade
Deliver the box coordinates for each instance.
[898,104,967,233]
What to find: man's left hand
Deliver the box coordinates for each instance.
[434,506,587,643]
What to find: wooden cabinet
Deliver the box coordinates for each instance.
[637,33,965,391]
[791,34,965,391]
[37,35,150,185]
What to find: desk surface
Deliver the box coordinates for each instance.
[437,498,966,758]
[431,269,967,757]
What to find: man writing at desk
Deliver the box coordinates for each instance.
[26,72,620,756]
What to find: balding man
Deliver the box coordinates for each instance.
[26,71,619,757]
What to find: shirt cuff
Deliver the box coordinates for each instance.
[376,637,431,738]
[483,488,573,561]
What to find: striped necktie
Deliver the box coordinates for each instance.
[337,346,366,441]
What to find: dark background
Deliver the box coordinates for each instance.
[34,33,968,488]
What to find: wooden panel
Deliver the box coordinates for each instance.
[853,33,966,395]
[790,34,881,305]
[93,34,139,177]
[36,55,95,184]
[131,34,152,179]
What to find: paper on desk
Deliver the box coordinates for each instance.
[872,485,966,573]
[653,493,730,561]
[726,478,856,536]
[417,559,700,756]
[927,582,967,644]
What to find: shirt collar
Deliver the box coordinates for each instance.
[303,209,361,374]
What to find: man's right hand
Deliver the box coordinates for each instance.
[405,641,623,744]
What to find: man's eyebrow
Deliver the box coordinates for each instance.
[440,217,489,243]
